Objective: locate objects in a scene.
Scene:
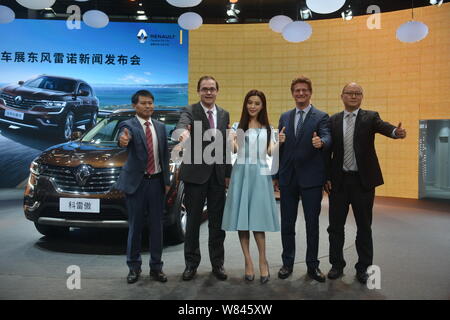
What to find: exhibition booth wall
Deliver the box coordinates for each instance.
[187,4,450,199]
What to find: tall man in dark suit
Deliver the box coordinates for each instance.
[274,76,331,282]
[325,82,406,284]
[116,90,171,284]
[176,76,231,281]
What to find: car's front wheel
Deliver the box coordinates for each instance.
[61,111,74,141]
[86,110,97,131]
[34,222,69,238]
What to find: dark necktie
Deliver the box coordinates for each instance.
[295,110,304,138]
[207,110,215,129]
[144,121,155,174]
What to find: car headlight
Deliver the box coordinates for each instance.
[30,160,41,176]
[44,101,66,108]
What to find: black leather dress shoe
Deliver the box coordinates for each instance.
[182,267,197,281]
[327,267,344,280]
[127,269,141,284]
[212,266,228,281]
[278,266,293,279]
[150,270,168,283]
[356,271,369,284]
[307,268,326,283]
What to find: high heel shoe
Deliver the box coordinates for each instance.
[260,261,270,284]
[260,273,270,284]
[244,274,255,281]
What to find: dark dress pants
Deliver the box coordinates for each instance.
[280,178,322,270]
[327,172,375,273]
[126,175,164,272]
[184,167,226,269]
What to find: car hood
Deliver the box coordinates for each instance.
[38,141,127,168]
[2,85,68,100]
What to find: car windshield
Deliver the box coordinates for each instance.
[24,76,76,93]
[81,112,180,144]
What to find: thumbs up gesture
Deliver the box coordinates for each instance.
[179,124,191,142]
[312,131,323,149]
[395,122,407,139]
[228,124,237,142]
[119,127,132,147]
[279,127,286,144]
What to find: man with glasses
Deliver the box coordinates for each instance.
[176,75,231,281]
[325,82,406,284]
[274,76,331,282]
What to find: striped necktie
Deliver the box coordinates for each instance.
[144,121,155,174]
[343,113,356,170]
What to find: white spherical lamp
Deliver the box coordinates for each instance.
[269,15,293,33]
[396,21,429,43]
[178,12,203,30]
[282,21,312,43]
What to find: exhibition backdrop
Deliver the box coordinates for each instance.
[0,19,188,188]
[188,4,450,199]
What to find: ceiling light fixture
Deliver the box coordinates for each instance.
[167,0,202,8]
[341,6,353,21]
[306,0,346,14]
[300,8,312,20]
[178,11,203,30]
[396,0,428,43]
[269,15,293,33]
[429,0,444,6]
[16,0,56,10]
[0,5,15,24]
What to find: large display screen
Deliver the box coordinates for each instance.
[0,19,189,188]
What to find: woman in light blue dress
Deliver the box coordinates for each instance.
[222,89,280,284]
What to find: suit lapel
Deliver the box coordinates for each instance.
[216,106,225,130]
[288,109,296,141]
[193,103,210,130]
[354,108,365,144]
[336,111,344,151]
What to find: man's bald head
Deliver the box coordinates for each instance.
[342,82,363,94]
[341,82,364,111]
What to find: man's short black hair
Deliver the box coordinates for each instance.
[132,90,154,105]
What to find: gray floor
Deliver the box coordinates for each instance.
[0,189,449,300]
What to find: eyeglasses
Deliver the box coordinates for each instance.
[200,87,217,93]
[343,92,363,97]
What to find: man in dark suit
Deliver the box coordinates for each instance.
[176,75,231,281]
[274,76,331,282]
[115,90,171,284]
[325,82,406,284]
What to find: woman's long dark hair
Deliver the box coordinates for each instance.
[238,89,271,149]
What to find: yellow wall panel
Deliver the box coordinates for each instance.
[189,4,450,198]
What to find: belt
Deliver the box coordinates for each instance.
[143,172,162,179]
[343,170,359,176]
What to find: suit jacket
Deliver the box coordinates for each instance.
[277,105,331,188]
[327,109,397,191]
[115,116,170,195]
[176,102,232,185]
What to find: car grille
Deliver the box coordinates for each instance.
[41,165,122,194]
[0,92,47,110]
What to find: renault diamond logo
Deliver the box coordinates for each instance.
[75,164,93,186]
[14,96,22,104]
[137,29,148,44]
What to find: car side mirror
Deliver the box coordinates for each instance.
[18,81,24,85]
[71,131,83,140]
[78,90,89,97]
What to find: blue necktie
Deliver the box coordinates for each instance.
[295,110,304,138]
